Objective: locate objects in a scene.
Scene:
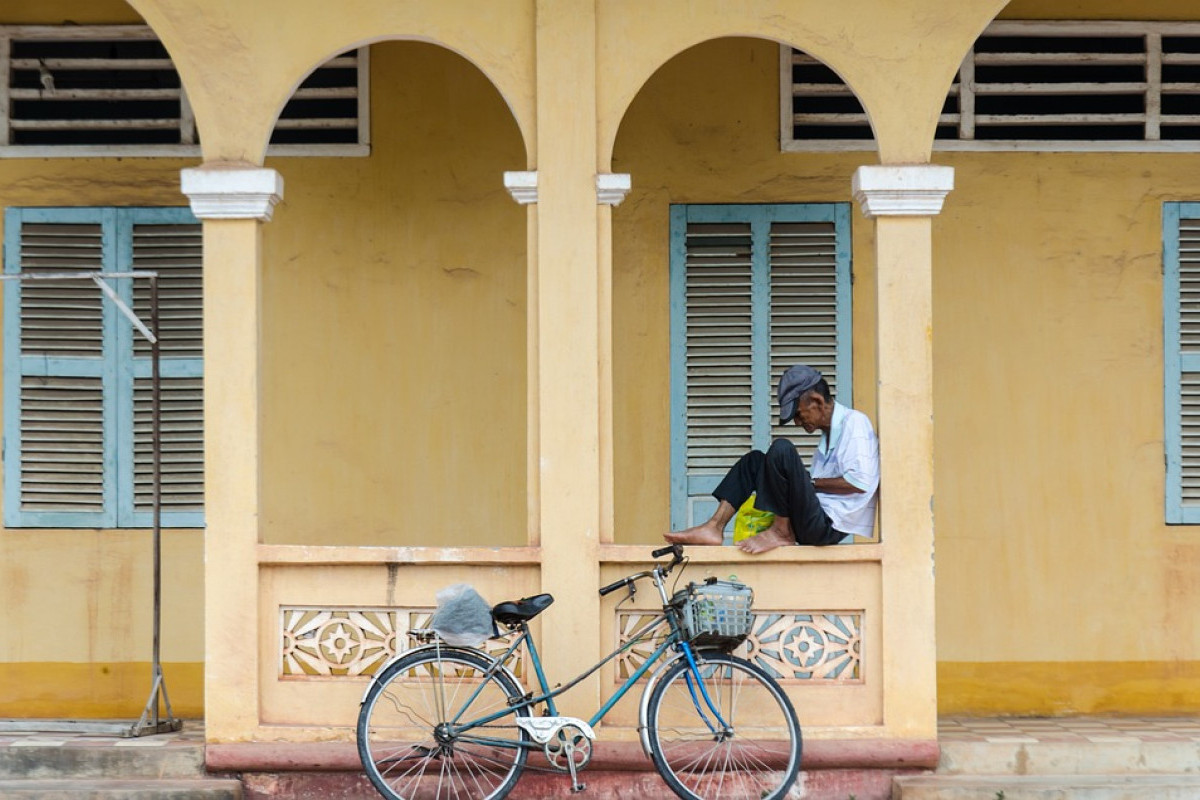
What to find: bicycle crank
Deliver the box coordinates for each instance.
[515,717,595,793]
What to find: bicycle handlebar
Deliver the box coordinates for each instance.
[598,544,684,596]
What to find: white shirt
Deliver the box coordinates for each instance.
[811,402,880,538]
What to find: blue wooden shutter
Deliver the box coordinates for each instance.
[4,208,117,526]
[670,203,852,530]
[123,210,204,527]
[3,207,202,528]
[1164,202,1200,523]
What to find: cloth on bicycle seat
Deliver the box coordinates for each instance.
[492,593,554,625]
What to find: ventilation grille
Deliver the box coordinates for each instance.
[134,377,203,513]
[785,20,1200,148]
[19,375,105,512]
[17,222,104,358]
[3,25,367,153]
[683,223,754,472]
[131,223,202,358]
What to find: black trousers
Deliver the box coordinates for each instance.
[713,438,841,546]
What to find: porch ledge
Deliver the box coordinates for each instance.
[255,543,883,566]
[206,737,938,773]
[601,543,883,563]
[256,544,543,566]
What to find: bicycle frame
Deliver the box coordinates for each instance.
[388,559,733,751]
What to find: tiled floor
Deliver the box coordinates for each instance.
[938,716,1200,744]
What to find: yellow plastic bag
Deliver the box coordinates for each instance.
[733,494,775,543]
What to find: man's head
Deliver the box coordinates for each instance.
[794,378,833,433]
[778,364,834,432]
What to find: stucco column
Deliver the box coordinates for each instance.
[531,0,603,707]
[181,164,282,741]
[852,164,953,739]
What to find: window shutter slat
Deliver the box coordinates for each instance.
[18,222,104,358]
[19,375,105,511]
[769,221,840,446]
[684,222,754,472]
[131,222,203,358]
[133,376,204,513]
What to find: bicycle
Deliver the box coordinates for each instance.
[356,543,802,800]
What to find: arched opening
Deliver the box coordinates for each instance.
[609,36,875,545]
[258,40,529,547]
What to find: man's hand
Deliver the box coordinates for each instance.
[813,476,864,495]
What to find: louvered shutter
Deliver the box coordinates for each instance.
[127,221,203,523]
[3,212,114,525]
[1165,204,1200,522]
[670,204,851,531]
[3,207,203,528]
[768,220,845,451]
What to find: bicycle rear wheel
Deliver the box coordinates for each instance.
[357,647,530,800]
[645,651,801,800]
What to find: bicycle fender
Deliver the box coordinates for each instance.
[636,650,689,757]
[358,643,523,705]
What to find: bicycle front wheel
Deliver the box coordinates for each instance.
[645,651,802,800]
[357,647,530,800]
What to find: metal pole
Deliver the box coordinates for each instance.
[132,273,179,736]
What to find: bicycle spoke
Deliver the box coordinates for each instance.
[358,649,529,800]
[646,653,801,800]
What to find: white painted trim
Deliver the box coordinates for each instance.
[596,173,631,206]
[504,170,538,205]
[851,165,954,218]
[180,166,284,221]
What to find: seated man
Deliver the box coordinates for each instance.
[665,364,879,554]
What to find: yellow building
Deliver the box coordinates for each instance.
[1,0,1198,794]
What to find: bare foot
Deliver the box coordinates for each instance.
[665,521,723,546]
[737,523,794,554]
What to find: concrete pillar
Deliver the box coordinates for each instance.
[530,0,603,707]
[181,164,282,741]
[852,164,953,738]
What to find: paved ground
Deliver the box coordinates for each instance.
[0,723,205,751]
[3,716,1200,751]
[937,716,1200,745]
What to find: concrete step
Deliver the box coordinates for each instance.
[937,739,1200,776]
[0,743,205,780]
[893,774,1200,800]
[0,779,242,799]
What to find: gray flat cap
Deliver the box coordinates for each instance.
[778,365,822,424]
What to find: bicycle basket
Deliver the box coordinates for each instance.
[669,578,754,651]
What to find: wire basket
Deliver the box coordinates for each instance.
[670,578,754,651]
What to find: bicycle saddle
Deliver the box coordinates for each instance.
[492,593,554,625]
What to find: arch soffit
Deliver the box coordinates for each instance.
[600,3,1010,165]
[126,1,533,166]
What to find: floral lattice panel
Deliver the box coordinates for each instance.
[279,606,523,678]
[616,610,863,684]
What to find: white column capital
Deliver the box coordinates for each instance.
[596,173,631,206]
[851,165,954,218]
[504,170,538,205]
[180,166,283,221]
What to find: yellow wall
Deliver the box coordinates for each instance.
[0,28,528,715]
[258,41,527,547]
[934,152,1200,713]
[610,36,1200,714]
[6,0,1200,720]
[0,146,205,717]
